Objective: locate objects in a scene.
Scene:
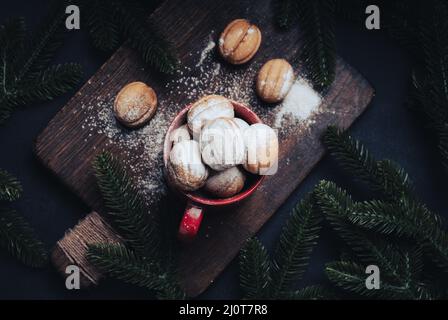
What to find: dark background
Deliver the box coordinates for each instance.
[0,1,446,299]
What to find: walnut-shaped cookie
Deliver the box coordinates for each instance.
[243,123,279,175]
[187,95,234,139]
[200,118,245,171]
[167,140,208,192]
[114,81,157,128]
[218,19,262,65]
[256,59,294,103]
[169,124,191,145]
[205,167,246,198]
[233,118,250,132]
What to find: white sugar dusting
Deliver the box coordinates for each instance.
[274,77,322,128]
[80,34,325,206]
[196,36,216,67]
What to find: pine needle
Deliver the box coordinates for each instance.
[0,2,82,125]
[80,0,178,74]
[239,238,272,299]
[88,243,185,299]
[0,169,22,202]
[297,0,336,90]
[284,285,335,300]
[323,126,414,199]
[270,195,322,297]
[0,208,48,268]
[92,152,160,259]
[326,259,435,300]
[84,0,121,52]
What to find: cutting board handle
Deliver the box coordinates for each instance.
[52,211,123,288]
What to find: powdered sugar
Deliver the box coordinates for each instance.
[274,77,322,128]
[196,37,216,67]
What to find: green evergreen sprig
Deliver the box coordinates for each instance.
[322,127,448,272]
[273,0,336,90]
[0,208,48,268]
[297,0,336,90]
[410,0,448,174]
[322,126,413,200]
[0,2,83,124]
[88,243,185,299]
[239,196,331,300]
[88,152,185,299]
[311,127,448,299]
[0,169,22,202]
[80,0,178,74]
[92,152,159,259]
[0,169,47,268]
[337,0,448,174]
[239,238,272,299]
[270,195,322,297]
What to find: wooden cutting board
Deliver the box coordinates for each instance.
[35,0,374,297]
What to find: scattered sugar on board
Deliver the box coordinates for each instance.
[196,35,216,67]
[274,77,323,129]
[80,34,324,206]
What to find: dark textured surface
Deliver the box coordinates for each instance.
[34,0,372,297]
[0,1,446,299]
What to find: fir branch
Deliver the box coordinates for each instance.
[284,285,335,300]
[297,0,336,90]
[0,17,26,93]
[16,0,70,83]
[326,261,413,299]
[341,198,448,272]
[112,0,178,74]
[351,200,440,240]
[0,3,82,124]
[0,169,22,202]
[93,152,160,259]
[84,0,121,52]
[314,181,407,284]
[270,195,322,297]
[274,0,299,30]
[5,63,83,108]
[88,243,185,299]
[322,126,413,199]
[0,207,48,268]
[239,238,272,299]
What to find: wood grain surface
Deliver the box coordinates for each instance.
[35,0,374,297]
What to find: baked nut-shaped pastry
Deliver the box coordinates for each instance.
[114,81,158,128]
[205,167,246,198]
[233,118,250,132]
[243,123,279,175]
[256,59,294,103]
[187,95,234,139]
[169,124,191,145]
[200,118,245,171]
[167,140,208,192]
[218,19,262,65]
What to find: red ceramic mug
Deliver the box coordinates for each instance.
[163,100,265,242]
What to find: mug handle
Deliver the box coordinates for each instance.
[178,202,204,242]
